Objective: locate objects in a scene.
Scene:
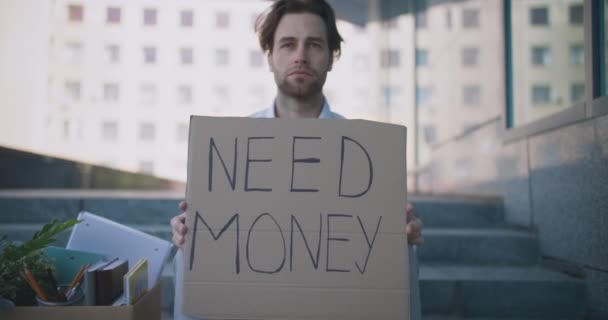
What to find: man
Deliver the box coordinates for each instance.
[170,0,423,319]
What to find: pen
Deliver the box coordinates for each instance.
[65,282,81,301]
[46,268,66,302]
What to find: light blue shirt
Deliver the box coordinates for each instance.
[173,100,420,320]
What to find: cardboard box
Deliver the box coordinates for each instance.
[0,281,161,320]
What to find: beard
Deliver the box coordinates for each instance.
[276,71,326,99]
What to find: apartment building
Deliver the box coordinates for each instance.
[1,0,511,182]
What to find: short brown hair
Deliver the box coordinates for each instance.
[255,0,344,58]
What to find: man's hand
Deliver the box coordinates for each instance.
[170,201,188,248]
[406,202,424,245]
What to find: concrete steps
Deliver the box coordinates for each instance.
[420,265,585,318]
[418,227,539,265]
[0,191,587,318]
[411,195,586,319]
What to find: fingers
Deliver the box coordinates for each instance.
[179,201,188,212]
[406,202,414,222]
[405,202,424,245]
[170,211,188,248]
[407,218,424,245]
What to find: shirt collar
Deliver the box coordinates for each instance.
[270,98,333,119]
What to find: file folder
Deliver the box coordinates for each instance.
[66,211,173,290]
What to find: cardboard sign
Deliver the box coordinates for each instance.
[183,117,409,319]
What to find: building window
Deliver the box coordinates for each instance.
[143,8,157,26]
[532,85,551,105]
[445,8,452,29]
[569,4,583,25]
[177,123,188,142]
[65,81,81,101]
[216,11,230,29]
[416,86,431,106]
[382,18,398,30]
[422,125,437,144]
[382,86,399,107]
[215,49,229,66]
[214,86,230,104]
[569,44,584,65]
[68,4,83,22]
[140,84,157,105]
[139,123,156,141]
[64,42,82,64]
[102,121,118,141]
[105,44,119,63]
[250,50,264,68]
[181,10,194,27]
[62,120,71,139]
[415,11,427,29]
[381,49,400,68]
[416,49,428,66]
[530,7,548,26]
[107,7,121,24]
[138,161,154,174]
[103,83,119,102]
[177,85,193,104]
[180,47,193,65]
[531,46,552,66]
[570,83,585,104]
[463,85,481,106]
[462,8,479,28]
[462,47,479,66]
[143,47,157,64]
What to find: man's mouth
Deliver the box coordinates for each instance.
[289,70,313,77]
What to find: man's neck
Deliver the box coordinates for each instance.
[274,93,324,119]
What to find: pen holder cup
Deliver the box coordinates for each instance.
[36,285,84,307]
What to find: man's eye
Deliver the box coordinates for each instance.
[281,43,294,48]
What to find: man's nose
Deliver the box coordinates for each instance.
[294,45,308,64]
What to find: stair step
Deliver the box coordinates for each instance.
[0,191,181,224]
[410,195,504,228]
[0,224,173,246]
[419,265,586,318]
[418,228,539,265]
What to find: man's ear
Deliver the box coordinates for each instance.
[328,55,333,72]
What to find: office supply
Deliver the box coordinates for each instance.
[46,268,66,302]
[66,211,173,290]
[95,259,128,305]
[124,258,148,305]
[82,260,110,306]
[21,268,48,302]
[43,246,107,285]
[65,283,81,301]
[66,263,89,294]
[111,293,126,306]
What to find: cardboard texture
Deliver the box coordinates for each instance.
[1,281,161,320]
[183,117,409,319]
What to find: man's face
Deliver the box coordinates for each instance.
[268,13,333,99]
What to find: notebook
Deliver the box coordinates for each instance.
[66,211,173,289]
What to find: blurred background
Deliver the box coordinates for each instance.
[0,0,606,319]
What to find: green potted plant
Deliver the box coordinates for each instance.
[0,219,79,307]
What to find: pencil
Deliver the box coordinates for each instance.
[22,269,49,302]
[66,263,89,294]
